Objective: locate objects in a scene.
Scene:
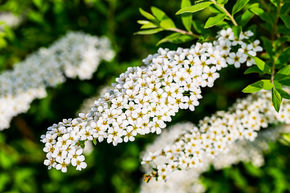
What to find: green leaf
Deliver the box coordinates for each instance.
[135,28,163,35]
[237,9,254,26]
[137,20,150,24]
[275,65,290,81]
[262,80,274,90]
[253,57,271,73]
[181,0,192,31]
[247,3,264,16]
[232,26,242,38]
[151,7,176,29]
[33,0,43,9]
[204,14,226,28]
[140,22,158,29]
[280,15,290,28]
[244,66,262,74]
[279,78,290,86]
[160,19,176,29]
[139,8,156,21]
[232,0,250,15]
[280,133,290,146]
[192,20,206,34]
[217,0,228,4]
[242,79,273,93]
[270,0,280,7]
[277,88,290,99]
[272,88,282,112]
[278,47,290,65]
[249,7,264,15]
[261,37,274,57]
[93,138,97,145]
[176,2,213,15]
[157,33,194,45]
[151,7,166,21]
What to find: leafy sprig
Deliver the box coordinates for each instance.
[136,0,289,112]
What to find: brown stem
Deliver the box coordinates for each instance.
[211,0,238,26]
[14,117,36,141]
[168,28,200,38]
[261,0,270,12]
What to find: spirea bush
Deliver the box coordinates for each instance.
[39,0,290,178]
[0,0,289,192]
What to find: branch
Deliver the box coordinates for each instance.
[168,28,200,38]
[211,0,238,27]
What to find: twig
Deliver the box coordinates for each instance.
[14,117,36,141]
[272,2,282,40]
[168,28,200,38]
[211,0,238,26]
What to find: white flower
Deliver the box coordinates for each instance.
[142,90,290,179]
[41,28,264,172]
[0,32,114,130]
[227,52,247,68]
[140,124,290,193]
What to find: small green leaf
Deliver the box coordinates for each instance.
[280,133,290,146]
[232,26,242,38]
[237,9,254,26]
[93,138,97,145]
[275,65,290,81]
[249,7,264,15]
[244,66,262,74]
[232,0,250,15]
[151,7,176,29]
[280,15,290,28]
[192,20,206,34]
[176,2,213,15]
[181,0,192,31]
[204,14,226,28]
[277,88,290,99]
[262,80,274,90]
[217,0,228,4]
[141,22,158,29]
[157,33,194,45]
[137,20,150,24]
[261,37,274,57]
[253,57,271,73]
[279,78,290,86]
[272,88,282,112]
[278,47,290,65]
[139,8,156,21]
[151,7,166,21]
[135,28,163,35]
[160,19,176,29]
[33,0,43,9]
[242,79,273,93]
[270,0,280,7]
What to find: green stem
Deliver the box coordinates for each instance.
[211,0,238,26]
[271,53,279,89]
[272,1,282,40]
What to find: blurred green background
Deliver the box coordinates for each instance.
[0,0,289,193]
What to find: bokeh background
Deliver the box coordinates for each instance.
[0,0,289,193]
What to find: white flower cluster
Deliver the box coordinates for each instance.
[41,28,263,172]
[140,123,290,193]
[0,32,114,130]
[0,12,22,29]
[141,90,290,181]
[77,86,111,115]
